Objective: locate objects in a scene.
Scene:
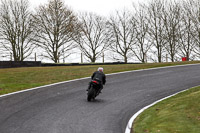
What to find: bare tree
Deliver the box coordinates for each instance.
[186,0,200,59]
[162,0,182,62]
[106,10,136,63]
[132,4,152,63]
[147,0,166,62]
[73,12,108,63]
[0,0,35,61]
[32,0,78,63]
[177,0,196,61]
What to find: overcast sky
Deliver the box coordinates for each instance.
[30,0,149,16]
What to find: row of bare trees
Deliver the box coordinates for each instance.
[0,0,200,63]
[144,0,200,62]
[0,0,35,61]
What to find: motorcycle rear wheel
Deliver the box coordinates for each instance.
[87,88,95,101]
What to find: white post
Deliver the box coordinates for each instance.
[81,53,83,63]
[35,53,37,62]
[166,54,168,62]
[102,52,104,63]
[11,53,12,61]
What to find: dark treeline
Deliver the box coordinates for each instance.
[0,0,200,63]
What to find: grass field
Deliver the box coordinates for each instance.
[132,86,200,133]
[0,61,200,95]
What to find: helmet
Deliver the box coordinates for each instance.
[98,67,103,72]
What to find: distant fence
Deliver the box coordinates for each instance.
[0,61,41,68]
[41,62,140,67]
[0,61,141,68]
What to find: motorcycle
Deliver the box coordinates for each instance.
[87,80,101,101]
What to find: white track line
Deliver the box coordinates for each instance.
[125,88,200,133]
[0,63,199,99]
[0,77,90,98]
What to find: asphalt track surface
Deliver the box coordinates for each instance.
[0,64,200,133]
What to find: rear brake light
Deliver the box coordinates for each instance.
[92,81,98,84]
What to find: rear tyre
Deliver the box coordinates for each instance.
[87,88,95,101]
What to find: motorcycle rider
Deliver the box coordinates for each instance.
[87,67,106,93]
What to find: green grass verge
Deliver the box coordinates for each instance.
[133,86,200,133]
[0,61,199,95]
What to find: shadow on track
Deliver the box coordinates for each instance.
[86,99,106,103]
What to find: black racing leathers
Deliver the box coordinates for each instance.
[88,71,106,92]
[91,71,106,85]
